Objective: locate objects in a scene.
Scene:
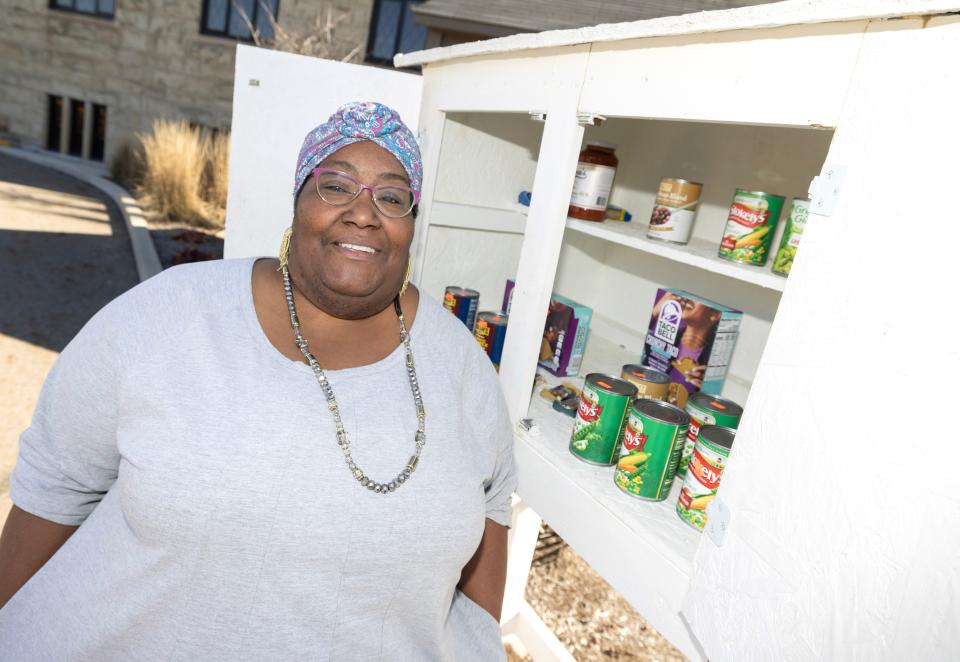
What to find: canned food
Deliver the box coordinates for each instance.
[677,393,743,478]
[620,364,670,401]
[613,399,690,501]
[443,287,479,331]
[474,312,508,366]
[646,178,704,245]
[676,425,735,531]
[569,374,637,466]
[718,189,785,266]
[772,198,810,277]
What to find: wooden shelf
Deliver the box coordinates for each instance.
[513,331,743,658]
[565,217,787,292]
[427,200,526,234]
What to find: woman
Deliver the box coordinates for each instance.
[0,102,517,661]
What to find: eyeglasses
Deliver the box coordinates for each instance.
[312,167,419,219]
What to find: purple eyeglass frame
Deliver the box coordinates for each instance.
[312,167,421,216]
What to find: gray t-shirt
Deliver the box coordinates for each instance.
[1,257,516,661]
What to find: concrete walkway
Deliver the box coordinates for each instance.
[0,152,140,523]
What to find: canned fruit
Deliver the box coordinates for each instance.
[646,178,703,245]
[718,190,785,266]
[677,425,735,531]
[677,393,743,477]
[613,399,689,501]
[772,198,810,277]
[569,374,637,466]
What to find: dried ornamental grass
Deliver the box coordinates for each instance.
[202,131,230,229]
[137,120,214,228]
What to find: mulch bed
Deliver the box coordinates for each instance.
[148,225,224,270]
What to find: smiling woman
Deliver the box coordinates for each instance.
[0,102,517,661]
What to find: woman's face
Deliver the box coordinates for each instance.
[290,140,415,319]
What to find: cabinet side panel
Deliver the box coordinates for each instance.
[683,17,960,662]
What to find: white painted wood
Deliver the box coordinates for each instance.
[429,201,526,234]
[580,22,865,127]
[395,0,960,67]
[501,602,578,662]
[502,500,542,623]
[681,15,960,661]
[223,46,422,259]
[565,219,787,292]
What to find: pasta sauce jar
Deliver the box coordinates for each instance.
[568,143,618,221]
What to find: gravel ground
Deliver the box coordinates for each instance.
[1,155,684,660]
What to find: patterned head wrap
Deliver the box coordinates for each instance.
[294,101,422,198]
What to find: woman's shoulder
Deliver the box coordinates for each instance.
[414,290,501,387]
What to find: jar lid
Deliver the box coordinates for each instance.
[585,140,617,150]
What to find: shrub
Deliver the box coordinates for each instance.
[202,131,230,229]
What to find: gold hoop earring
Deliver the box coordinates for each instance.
[278,226,293,270]
[399,257,412,296]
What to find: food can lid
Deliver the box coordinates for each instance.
[632,397,689,426]
[660,177,704,187]
[698,425,736,451]
[585,140,617,150]
[478,311,507,324]
[688,392,743,417]
[621,364,671,385]
[734,188,786,201]
[585,373,637,397]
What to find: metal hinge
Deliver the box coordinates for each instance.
[576,112,605,127]
[808,164,847,216]
[528,111,547,123]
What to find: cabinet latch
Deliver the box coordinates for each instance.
[808,164,847,216]
[528,111,547,123]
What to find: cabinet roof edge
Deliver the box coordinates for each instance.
[394,0,960,67]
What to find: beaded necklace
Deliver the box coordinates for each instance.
[281,265,425,493]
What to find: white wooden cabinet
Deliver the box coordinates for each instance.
[227,2,960,660]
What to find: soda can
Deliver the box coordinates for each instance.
[718,189,785,266]
[677,393,743,478]
[613,399,690,501]
[569,374,637,466]
[772,198,810,277]
[474,311,508,366]
[620,364,670,401]
[676,425,736,531]
[443,286,479,330]
[646,178,704,245]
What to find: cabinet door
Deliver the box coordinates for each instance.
[681,16,960,662]
[224,45,423,258]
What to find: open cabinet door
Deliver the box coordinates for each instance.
[680,16,960,662]
[224,45,422,258]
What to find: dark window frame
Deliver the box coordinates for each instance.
[366,0,427,66]
[200,0,280,42]
[48,0,116,20]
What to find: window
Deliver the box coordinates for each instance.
[201,0,279,40]
[366,0,427,65]
[68,99,84,157]
[46,95,63,152]
[45,95,108,161]
[91,104,107,162]
[49,0,116,19]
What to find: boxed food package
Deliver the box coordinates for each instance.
[641,288,742,407]
[502,280,592,377]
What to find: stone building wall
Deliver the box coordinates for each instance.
[0,0,374,163]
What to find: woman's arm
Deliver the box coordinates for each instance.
[0,506,76,609]
[457,518,509,621]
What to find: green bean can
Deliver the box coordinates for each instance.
[772,198,809,277]
[569,374,637,466]
[718,189,785,266]
[677,425,735,531]
[677,393,743,478]
[613,399,690,501]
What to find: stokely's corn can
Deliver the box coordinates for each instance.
[620,364,670,401]
[569,374,637,466]
[613,399,689,501]
[677,393,743,478]
[718,189,785,266]
[772,198,810,277]
[676,425,735,531]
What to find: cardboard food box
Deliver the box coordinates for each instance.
[502,280,593,377]
[641,288,742,407]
